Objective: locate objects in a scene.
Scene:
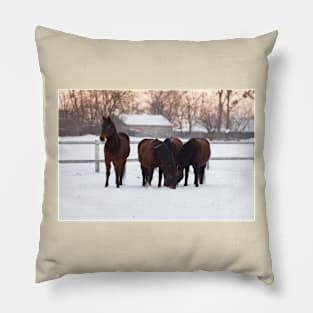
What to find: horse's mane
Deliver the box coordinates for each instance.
[152,139,164,151]
[163,138,173,151]
[153,140,175,168]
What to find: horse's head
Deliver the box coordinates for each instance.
[100,116,116,141]
[163,163,177,189]
[154,142,177,189]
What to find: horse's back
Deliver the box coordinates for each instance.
[195,138,211,164]
[138,138,153,154]
[138,138,155,166]
[164,137,183,160]
[179,138,210,166]
[178,138,197,165]
[171,137,183,146]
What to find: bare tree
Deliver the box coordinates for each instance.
[182,92,201,133]
[198,92,218,132]
[224,89,255,130]
[225,90,232,130]
[147,90,168,115]
[58,89,254,136]
[216,90,226,132]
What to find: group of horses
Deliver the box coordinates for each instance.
[100,116,211,189]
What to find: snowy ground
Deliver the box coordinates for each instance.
[59,136,254,220]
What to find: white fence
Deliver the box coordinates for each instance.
[59,140,254,173]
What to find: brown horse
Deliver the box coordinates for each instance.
[100,116,130,188]
[138,138,176,189]
[158,137,183,187]
[177,138,211,187]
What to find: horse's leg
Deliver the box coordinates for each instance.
[158,168,163,187]
[199,165,205,184]
[193,164,199,187]
[184,166,189,186]
[147,168,154,186]
[105,157,111,187]
[141,165,146,187]
[119,160,126,186]
[114,162,121,188]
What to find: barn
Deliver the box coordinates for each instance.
[111,114,173,138]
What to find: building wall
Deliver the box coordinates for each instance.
[128,125,173,138]
[111,115,173,138]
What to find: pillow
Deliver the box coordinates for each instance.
[35,26,277,284]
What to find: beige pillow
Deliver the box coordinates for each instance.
[35,26,277,284]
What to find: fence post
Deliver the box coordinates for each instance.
[95,139,100,173]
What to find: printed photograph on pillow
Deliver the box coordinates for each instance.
[58,89,255,221]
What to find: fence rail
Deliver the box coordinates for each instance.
[59,139,254,173]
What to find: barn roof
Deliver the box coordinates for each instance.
[120,114,172,126]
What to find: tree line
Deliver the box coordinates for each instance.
[59,89,254,133]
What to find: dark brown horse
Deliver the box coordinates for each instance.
[100,116,130,188]
[138,138,176,189]
[158,137,183,187]
[177,138,211,187]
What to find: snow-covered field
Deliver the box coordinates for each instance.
[59,135,254,220]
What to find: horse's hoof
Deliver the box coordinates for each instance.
[105,184,108,188]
